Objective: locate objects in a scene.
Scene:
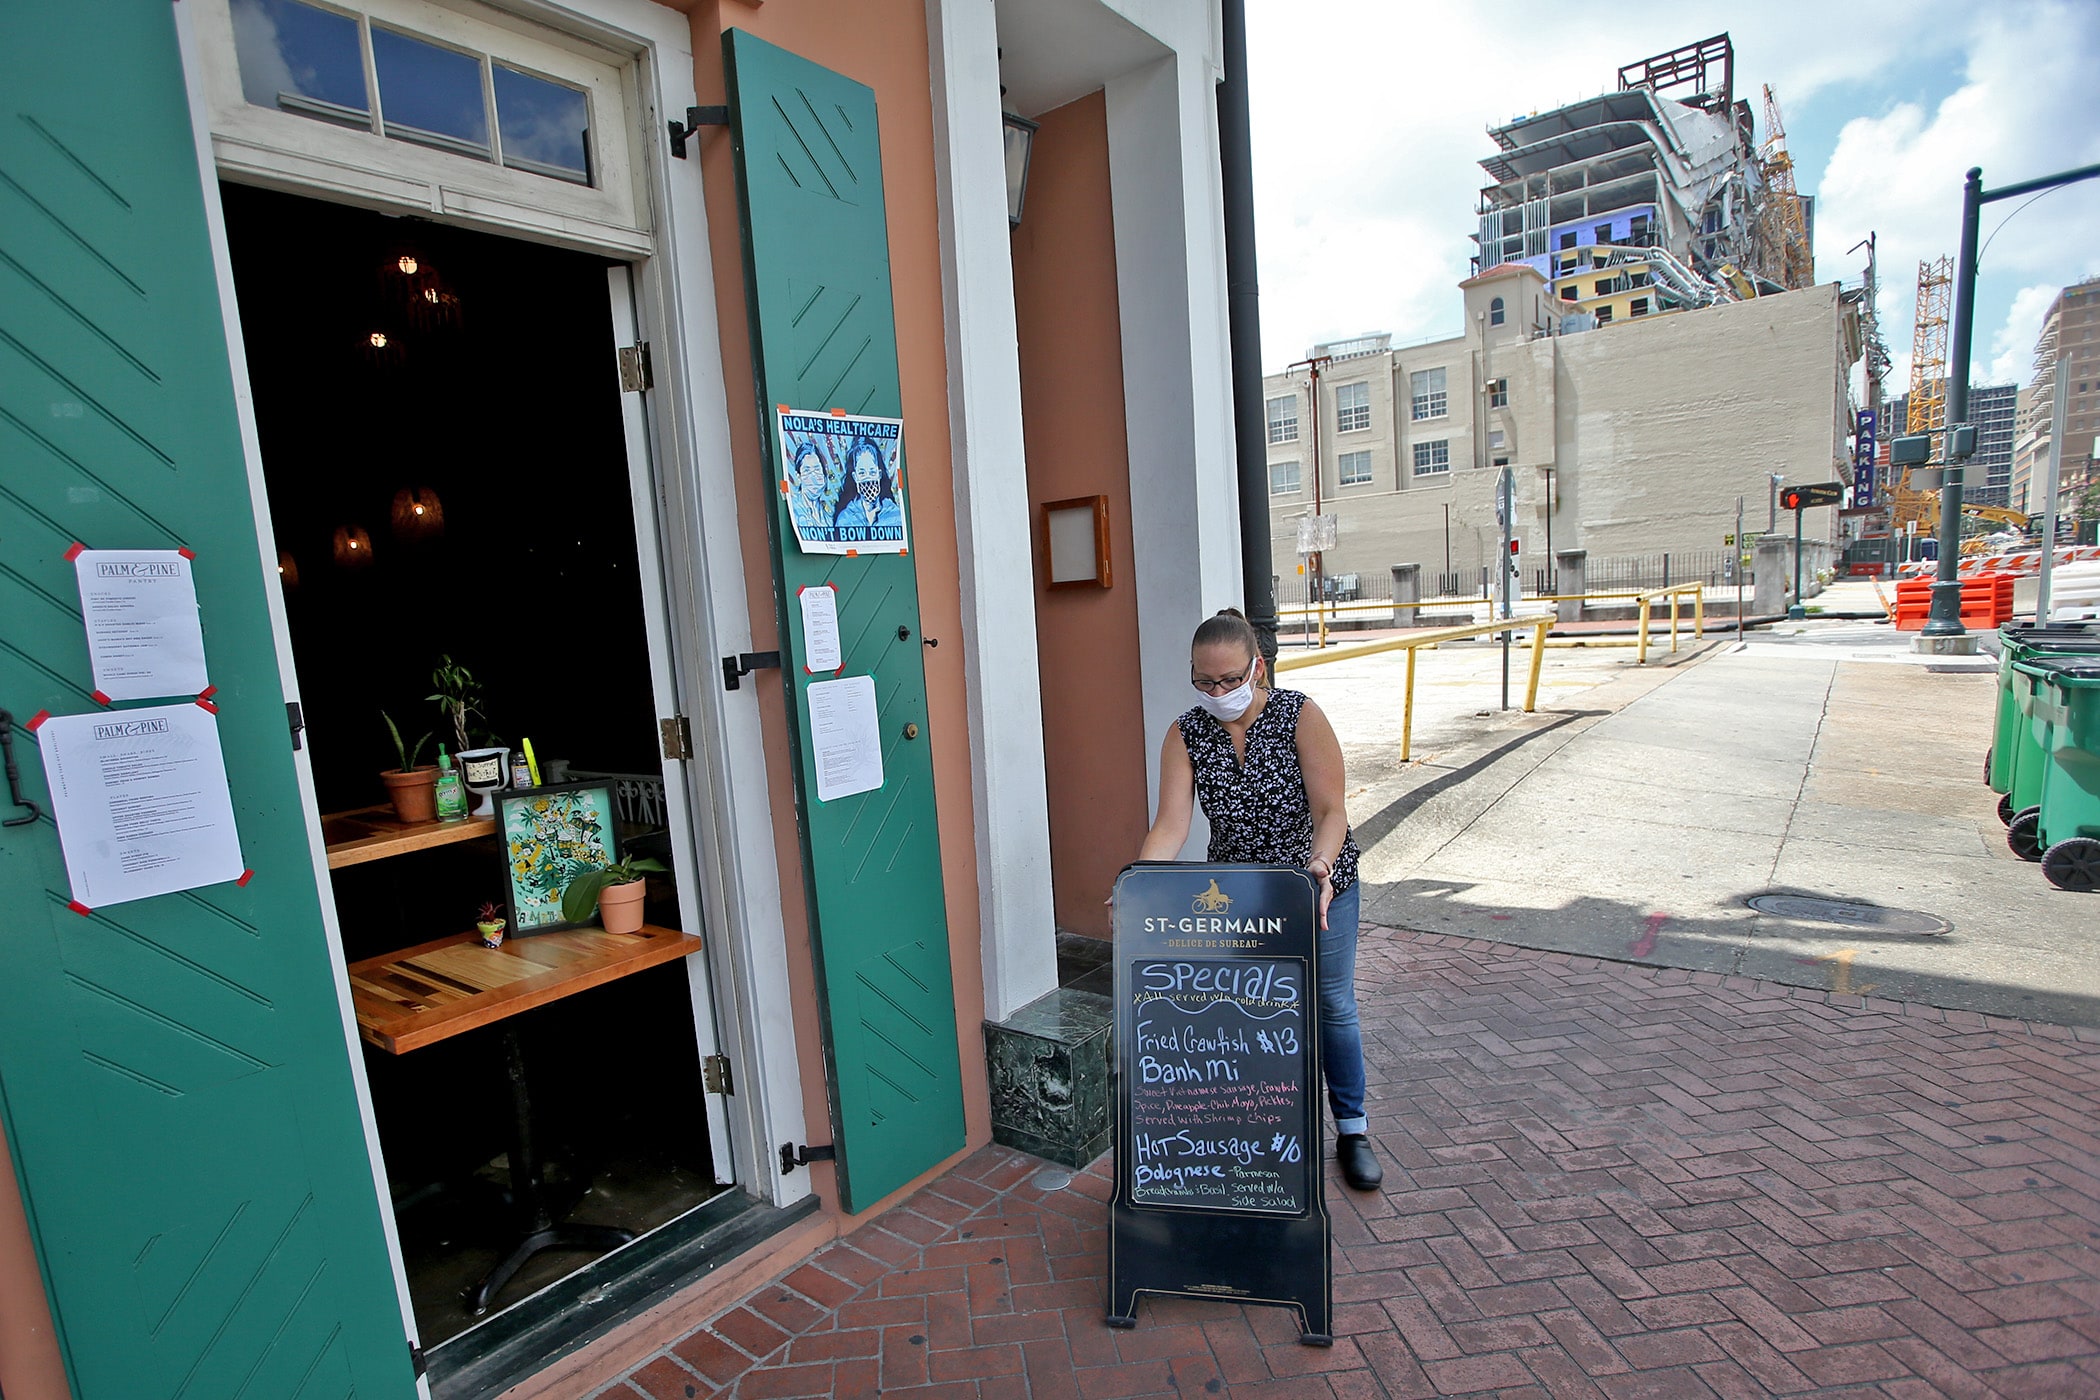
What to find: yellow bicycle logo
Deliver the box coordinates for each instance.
[1191,879,1232,914]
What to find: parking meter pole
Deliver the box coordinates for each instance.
[1788,506,1805,620]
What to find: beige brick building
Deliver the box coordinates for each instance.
[1264,265,1862,588]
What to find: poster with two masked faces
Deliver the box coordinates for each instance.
[777,409,909,555]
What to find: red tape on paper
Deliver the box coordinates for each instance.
[195,697,218,714]
[177,547,195,560]
[67,901,92,917]
[63,542,86,562]
[236,869,254,887]
[198,685,218,701]
[26,710,49,732]
[90,690,111,707]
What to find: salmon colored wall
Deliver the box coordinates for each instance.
[1010,91,1150,940]
[684,0,991,1216]
[0,1131,68,1400]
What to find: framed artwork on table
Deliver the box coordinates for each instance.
[495,781,621,934]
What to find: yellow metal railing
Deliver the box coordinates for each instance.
[1634,583,1705,664]
[1274,614,1554,761]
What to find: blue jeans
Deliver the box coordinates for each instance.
[1320,882,1367,1136]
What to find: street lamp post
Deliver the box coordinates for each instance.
[1920,161,2100,645]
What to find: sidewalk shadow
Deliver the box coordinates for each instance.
[1359,875,2100,1030]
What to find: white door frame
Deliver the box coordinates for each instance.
[178,1,812,1308]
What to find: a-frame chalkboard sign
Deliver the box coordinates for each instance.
[1107,863,1332,1345]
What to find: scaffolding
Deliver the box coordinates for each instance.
[1757,85,1814,290]
[1891,257,1953,533]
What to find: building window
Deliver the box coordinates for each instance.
[1412,440,1450,476]
[1630,271,1651,287]
[1338,450,1373,486]
[1596,305,1614,324]
[1266,394,1299,444]
[1487,378,1509,409]
[1630,298,1650,317]
[1335,382,1371,433]
[1489,297,1506,326]
[1409,367,1447,421]
[1594,279,1614,297]
[1492,456,1510,468]
[1560,285,1578,302]
[1268,459,1300,495]
[1594,225,1611,245]
[1559,231,1577,250]
[1488,429,1506,451]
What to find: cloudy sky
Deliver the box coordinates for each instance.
[1244,0,2100,396]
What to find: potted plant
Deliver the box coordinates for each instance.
[561,855,666,935]
[428,654,486,753]
[379,710,438,824]
[475,900,508,950]
[432,655,507,814]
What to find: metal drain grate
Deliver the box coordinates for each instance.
[1747,894,1950,935]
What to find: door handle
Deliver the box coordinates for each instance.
[0,709,42,827]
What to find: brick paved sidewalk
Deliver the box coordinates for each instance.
[597,928,2100,1400]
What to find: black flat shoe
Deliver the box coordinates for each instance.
[1337,1133,1383,1191]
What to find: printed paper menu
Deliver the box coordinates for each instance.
[39,704,245,907]
[71,548,209,700]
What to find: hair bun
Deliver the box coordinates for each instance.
[1216,607,1247,620]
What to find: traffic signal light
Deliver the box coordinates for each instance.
[1508,538,1520,556]
[1779,486,1806,511]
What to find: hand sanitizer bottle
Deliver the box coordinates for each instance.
[434,745,467,821]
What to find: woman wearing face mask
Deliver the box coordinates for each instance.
[1131,608,1381,1192]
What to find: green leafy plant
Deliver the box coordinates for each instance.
[381,710,433,773]
[427,654,486,752]
[560,855,666,925]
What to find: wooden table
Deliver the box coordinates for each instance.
[348,921,704,1312]
[323,804,495,869]
[349,923,705,1055]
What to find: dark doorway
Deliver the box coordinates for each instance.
[221,182,722,1348]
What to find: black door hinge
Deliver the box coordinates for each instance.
[409,1341,426,1378]
[780,1142,835,1175]
[287,701,306,752]
[722,651,781,691]
[668,104,730,159]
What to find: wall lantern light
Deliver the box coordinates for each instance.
[332,524,375,567]
[390,485,445,540]
[1042,495,1111,589]
[1002,111,1038,227]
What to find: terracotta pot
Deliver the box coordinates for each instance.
[381,766,439,824]
[596,877,648,935]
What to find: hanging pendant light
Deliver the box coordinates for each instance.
[390,486,445,540]
[332,524,375,567]
[277,550,300,589]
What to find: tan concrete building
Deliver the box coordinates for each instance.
[1264,265,1861,588]
[2012,276,2100,515]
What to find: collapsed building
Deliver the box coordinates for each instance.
[1472,35,1809,327]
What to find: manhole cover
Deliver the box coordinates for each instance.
[1747,894,1950,936]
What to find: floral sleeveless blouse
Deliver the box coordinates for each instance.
[1176,688,1360,895]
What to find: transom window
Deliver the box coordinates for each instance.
[1338,450,1373,486]
[1266,394,1299,444]
[1410,367,1447,421]
[233,0,593,185]
[1269,460,1301,496]
[1335,382,1371,434]
[1488,378,1509,409]
[1412,440,1450,476]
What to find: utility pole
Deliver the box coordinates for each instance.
[1922,161,2100,645]
[1496,465,1514,710]
[1735,495,1746,642]
[1287,354,1333,648]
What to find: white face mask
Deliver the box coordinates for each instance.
[1195,661,1259,722]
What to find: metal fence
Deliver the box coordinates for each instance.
[1582,549,1743,592]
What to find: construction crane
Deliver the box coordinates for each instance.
[1891,256,1953,534]
[1758,85,1814,290]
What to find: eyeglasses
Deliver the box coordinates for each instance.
[1190,669,1251,695]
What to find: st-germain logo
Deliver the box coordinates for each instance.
[1191,879,1232,915]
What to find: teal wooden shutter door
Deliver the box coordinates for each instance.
[0,5,416,1396]
[722,30,967,1213]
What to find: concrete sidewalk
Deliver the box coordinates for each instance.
[1318,627,2100,1029]
[584,933,2100,1400]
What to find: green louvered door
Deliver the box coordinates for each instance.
[0,4,414,1395]
[723,30,966,1212]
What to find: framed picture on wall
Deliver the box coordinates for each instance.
[1043,495,1112,589]
[495,781,622,934]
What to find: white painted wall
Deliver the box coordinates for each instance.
[924,0,1059,1022]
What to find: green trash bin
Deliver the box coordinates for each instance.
[1989,624,2100,800]
[2027,659,2100,891]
